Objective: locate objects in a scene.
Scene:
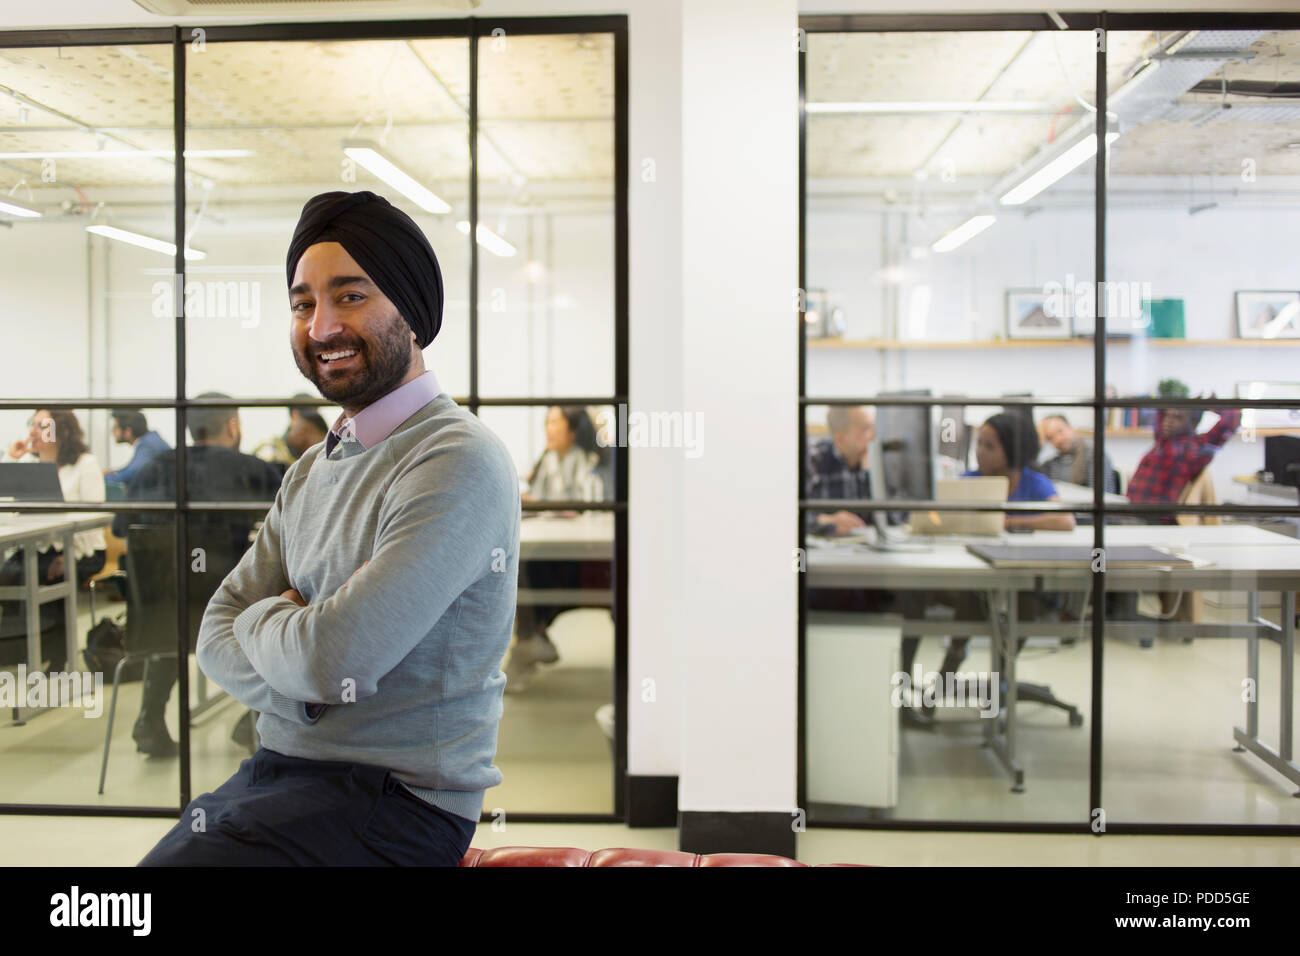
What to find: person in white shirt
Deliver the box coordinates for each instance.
[0,409,107,670]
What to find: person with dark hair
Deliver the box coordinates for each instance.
[253,394,331,469]
[0,409,107,669]
[113,393,284,757]
[507,405,612,689]
[104,409,171,489]
[1127,403,1240,524]
[1038,414,1117,493]
[898,413,1075,710]
[522,406,609,503]
[140,190,518,866]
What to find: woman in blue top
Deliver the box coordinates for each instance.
[967,412,1074,532]
[900,413,1074,723]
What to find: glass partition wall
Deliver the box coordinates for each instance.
[0,17,627,822]
[799,14,1300,834]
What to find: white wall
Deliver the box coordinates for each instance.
[678,0,798,814]
[806,194,1300,492]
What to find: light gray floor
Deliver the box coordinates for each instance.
[1,591,1297,856]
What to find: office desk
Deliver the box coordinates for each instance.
[806,524,1299,794]
[0,512,113,722]
[518,512,614,606]
[1233,474,1299,503]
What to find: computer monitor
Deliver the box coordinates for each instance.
[873,390,935,523]
[938,402,972,469]
[0,462,64,501]
[1265,435,1300,487]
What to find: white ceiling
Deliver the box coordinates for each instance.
[807,29,1300,182]
[0,32,614,217]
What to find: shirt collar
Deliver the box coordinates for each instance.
[325,369,442,457]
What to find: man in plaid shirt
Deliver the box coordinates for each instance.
[1126,405,1241,523]
[805,405,876,534]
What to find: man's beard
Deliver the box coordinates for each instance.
[293,309,412,411]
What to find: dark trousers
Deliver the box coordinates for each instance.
[138,748,478,866]
[514,560,612,636]
[899,590,1045,676]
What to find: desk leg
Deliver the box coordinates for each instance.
[984,589,1025,793]
[1243,591,1261,744]
[24,546,39,672]
[1232,589,1300,794]
[63,530,78,674]
[1281,591,1294,768]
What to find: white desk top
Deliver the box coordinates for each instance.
[520,512,614,560]
[0,512,113,549]
[807,523,1300,589]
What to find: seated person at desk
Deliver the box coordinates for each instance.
[804,405,895,614]
[806,405,875,536]
[1037,414,1118,493]
[113,394,283,758]
[0,409,107,670]
[506,406,610,691]
[898,413,1073,723]
[104,409,171,494]
[1126,403,1240,523]
[251,394,330,477]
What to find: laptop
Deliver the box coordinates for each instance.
[906,476,1008,537]
[0,462,64,502]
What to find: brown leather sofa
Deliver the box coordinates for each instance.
[460,846,865,866]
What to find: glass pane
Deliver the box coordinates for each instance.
[475,32,615,398]
[1106,29,1300,395]
[0,45,175,400]
[0,504,178,809]
[805,30,1101,401]
[184,38,470,399]
[476,404,614,813]
[805,507,1095,823]
[1101,399,1300,824]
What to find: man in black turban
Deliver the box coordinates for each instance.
[285,190,444,416]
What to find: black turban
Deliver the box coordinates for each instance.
[286,190,444,348]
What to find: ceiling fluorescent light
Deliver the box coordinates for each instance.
[343,141,451,214]
[86,224,205,261]
[808,101,1047,114]
[0,198,41,218]
[456,220,516,257]
[1000,132,1120,205]
[0,149,252,159]
[931,215,996,253]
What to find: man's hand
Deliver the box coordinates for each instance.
[280,561,367,606]
[820,510,867,535]
[8,439,29,460]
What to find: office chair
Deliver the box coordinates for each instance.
[987,590,1084,730]
[98,524,253,794]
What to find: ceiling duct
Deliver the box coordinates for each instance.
[1109,30,1269,127]
[133,0,479,15]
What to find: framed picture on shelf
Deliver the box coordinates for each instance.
[1006,289,1071,339]
[1235,291,1300,339]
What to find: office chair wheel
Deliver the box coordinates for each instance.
[1068,710,1084,728]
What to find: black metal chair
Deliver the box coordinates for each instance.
[97,524,252,793]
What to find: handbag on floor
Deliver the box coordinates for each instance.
[83,613,143,682]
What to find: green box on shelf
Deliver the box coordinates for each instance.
[1141,298,1185,338]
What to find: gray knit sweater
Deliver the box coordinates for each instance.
[196,394,521,822]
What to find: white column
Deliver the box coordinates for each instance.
[677,0,799,817]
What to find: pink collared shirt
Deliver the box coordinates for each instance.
[324,369,443,457]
